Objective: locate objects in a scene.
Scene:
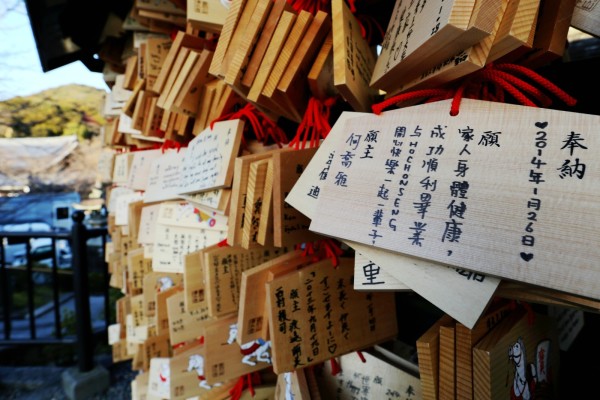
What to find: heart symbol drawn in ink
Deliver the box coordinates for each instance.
[520,252,534,262]
[535,121,548,129]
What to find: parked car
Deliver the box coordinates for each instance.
[11,241,72,269]
[0,222,72,268]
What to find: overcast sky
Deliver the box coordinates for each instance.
[0,1,109,100]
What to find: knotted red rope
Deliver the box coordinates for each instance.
[229,372,262,400]
[211,103,288,147]
[329,358,342,376]
[298,239,344,267]
[372,63,577,116]
[322,238,344,268]
[286,0,330,14]
[160,139,185,153]
[509,300,536,327]
[356,14,385,46]
[289,96,337,150]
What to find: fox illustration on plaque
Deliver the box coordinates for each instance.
[508,338,553,400]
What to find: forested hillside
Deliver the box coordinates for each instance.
[0,85,107,197]
[0,84,106,139]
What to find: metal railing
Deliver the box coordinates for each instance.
[0,211,109,372]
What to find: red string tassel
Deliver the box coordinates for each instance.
[289,96,337,149]
[211,103,287,147]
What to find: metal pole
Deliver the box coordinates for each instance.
[0,238,11,340]
[71,211,94,372]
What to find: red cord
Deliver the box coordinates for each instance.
[229,372,262,400]
[211,103,287,147]
[322,239,344,268]
[330,358,342,375]
[290,97,337,149]
[160,139,185,153]
[372,89,452,115]
[356,351,366,363]
[371,63,577,116]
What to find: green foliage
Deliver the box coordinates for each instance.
[0,84,106,140]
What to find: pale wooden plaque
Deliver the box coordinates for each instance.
[178,119,244,195]
[318,351,422,400]
[388,0,507,95]
[203,245,287,317]
[311,99,600,301]
[144,148,188,204]
[286,108,500,328]
[331,0,378,112]
[127,149,162,191]
[272,147,322,247]
[371,0,498,93]
[265,258,397,373]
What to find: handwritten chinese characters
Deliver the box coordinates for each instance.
[178,119,244,195]
[266,258,397,373]
[318,351,421,400]
[310,99,600,300]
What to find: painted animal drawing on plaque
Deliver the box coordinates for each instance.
[187,354,223,389]
[508,337,553,399]
[156,276,174,292]
[226,323,272,366]
[158,361,170,390]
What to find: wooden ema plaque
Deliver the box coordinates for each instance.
[242,158,270,248]
[167,291,211,345]
[148,344,235,400]
[473,310,559,400]
[286,108,500,328]
[236,250,311,344]
[227,148,294,246]
[187,0,230,33]
[145,37,172,90]
[487,0,540,62]
[370,0,499,93]
[151,31,205,95]
[184,248,211,313]
[274,10,331,122]
[259,10,313,118]
[515,0,576,68]
[203,315,272,385]
[388,0,507,95]
[246,11,297,104]
[331,0,378,113]
[127,149,162,191]
[143,272,184,318]
[178,119,244,195]
[272,147,323,247]
[143,148,188,203]
[417,314,454,400]
[240,0,293,89]
[310,99,600,301]
[455,302,512,400]
[308,32,337,100]
[208,0,247,78]
[266,257,397,374]
[571,0,600,38]
[438,321,457,400]
[353,251,410,291]
[223,0,274,90]
[318,351,422,400]
[203,245,287,317]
